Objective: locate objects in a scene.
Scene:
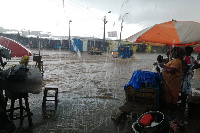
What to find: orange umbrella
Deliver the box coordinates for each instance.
[127,20,200,47]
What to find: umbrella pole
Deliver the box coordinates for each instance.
[169,40,175,61]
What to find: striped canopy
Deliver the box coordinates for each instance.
[127,20,200,46]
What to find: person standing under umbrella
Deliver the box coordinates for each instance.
[181,46,199,108]
[161,47,183,112]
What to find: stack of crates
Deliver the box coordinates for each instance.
[125,85,159,111]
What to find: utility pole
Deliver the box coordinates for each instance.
[103,11,111,50]
[119,13,129,47]
[69,20,72,50]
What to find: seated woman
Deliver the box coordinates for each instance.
[161,47,183,112]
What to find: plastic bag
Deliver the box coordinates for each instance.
[7,65,29,82]
[4,66,42,93]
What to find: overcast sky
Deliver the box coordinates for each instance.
[1,0,200,39]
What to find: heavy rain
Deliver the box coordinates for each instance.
[1,0,200,133]
[5,48,153,132]
[1,47,199,133]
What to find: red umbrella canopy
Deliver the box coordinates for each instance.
[193,45,200,53]
[0,36,32,57]
[127,20,200,47]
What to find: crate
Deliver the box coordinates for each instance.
[125,85,159,110]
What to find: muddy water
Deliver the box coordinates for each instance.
[5,49,200,133]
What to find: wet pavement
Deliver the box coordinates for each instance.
[4,49,200,133]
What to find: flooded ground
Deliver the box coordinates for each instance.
[4,49,200,133]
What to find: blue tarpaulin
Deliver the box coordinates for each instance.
[124,70,162,90]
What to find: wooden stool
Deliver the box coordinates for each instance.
[42,86,58,112]
[5,92,33,126]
